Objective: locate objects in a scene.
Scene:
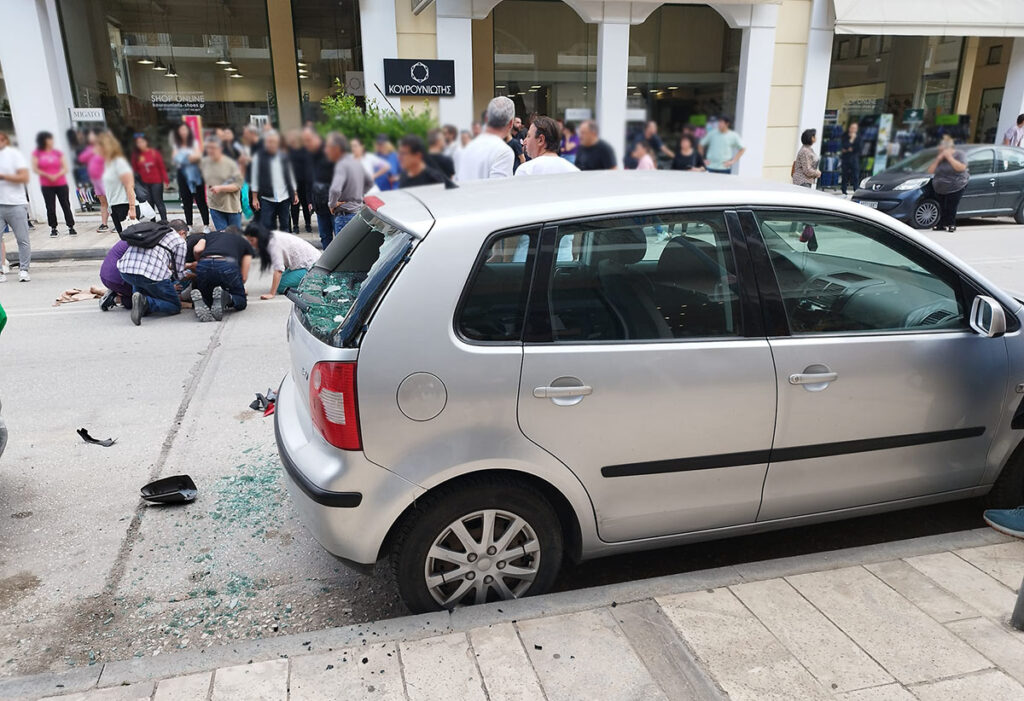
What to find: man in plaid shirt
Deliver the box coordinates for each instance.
[117,226,187,326]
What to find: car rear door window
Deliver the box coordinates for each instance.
[755,211,966,334]
[543,212,742,341]
[968,149,995,175]
[458,231,536,342]
[997,148,1024,172]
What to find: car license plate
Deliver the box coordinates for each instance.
[857,200,878,208]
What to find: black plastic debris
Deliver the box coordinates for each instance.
[249,389,278,416]
[77,428,116,447]
[140,474,198,504]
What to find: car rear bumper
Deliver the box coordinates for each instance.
[274,372,422,565]
[851,189,919,223]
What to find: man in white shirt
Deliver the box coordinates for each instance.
[0,131,31,282]
[516,116,580,177]
[1003,113,1024,148]
[251,130,298,232]
[455,96,515,182]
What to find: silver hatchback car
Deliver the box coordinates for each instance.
[276,172,1024,613]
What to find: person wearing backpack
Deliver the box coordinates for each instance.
[116,221,187,325]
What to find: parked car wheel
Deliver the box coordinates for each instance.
[912,199,941,229]
[391,477,563,613]
[1015,200,1024,225]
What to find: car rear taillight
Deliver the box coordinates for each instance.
[309,362,361,450]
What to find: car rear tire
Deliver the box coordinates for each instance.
[1014,200,1024,225]
[912,199,941,229]
[390,477,564,613]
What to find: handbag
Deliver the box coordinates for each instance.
[137,201,158,221]
[241,182,254,219]
[134,182,150,203]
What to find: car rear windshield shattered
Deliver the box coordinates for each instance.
[293,211,413,345]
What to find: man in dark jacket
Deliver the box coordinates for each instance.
[286,130,313,233]
[250,130,298,232]
[840,122,862,196]
[303,127,336,249]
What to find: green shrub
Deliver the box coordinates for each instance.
[318,85,436,145]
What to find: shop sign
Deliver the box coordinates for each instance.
[383,59,455,97]
[823,109,838,124]
[873,114,893,176]
[564,108,592,122]
[903,108,924,123]
[151,91,205,114]
[935,113,960,126]
[69,107,105,123]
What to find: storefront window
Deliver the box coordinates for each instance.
[292,0,362,123]
[0,65,13,138]
[627,5,740,148]
[492,0,597,123]
[57,0,276,141]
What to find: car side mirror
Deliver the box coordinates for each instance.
[969,295,1007,338]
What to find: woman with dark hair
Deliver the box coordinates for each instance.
[243,222,320,300]
[79,129,109,230]
[131,133,169,222]
[172,123,209,229]
[671,134,705,171]
[791,128,821,188]
[32,131,77,237]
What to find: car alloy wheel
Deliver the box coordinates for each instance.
[913,200,940,229]
[424,508,540,607]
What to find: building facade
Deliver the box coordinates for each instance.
[3,0,1024,219]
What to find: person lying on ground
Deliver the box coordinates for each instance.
[243,222,320,300]
[189,225,255,322]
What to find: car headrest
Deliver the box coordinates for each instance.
[593,229,647,266]
[656,236,723,282]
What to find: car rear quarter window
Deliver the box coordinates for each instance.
[458,231,537,342]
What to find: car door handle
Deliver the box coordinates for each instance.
[789,372,838,385]
[533,385,593,399]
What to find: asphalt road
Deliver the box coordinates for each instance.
[1,217,1022,677]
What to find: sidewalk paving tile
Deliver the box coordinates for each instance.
[48,682,154,701]
[288,642,404,701]
[864,560,978,623]
[612,599,727,700]
[518,608,666,701]
[909,669,1024,700]
[152,671,211,701]
[467,623,545,701]
[946,617,1024,686]
[904,552,1017,619]
[786,566,990,684]
[730,578,892,693]
[658,588,828,701]
[954,541,1024,590]
[399,632,486,701]
[210,659,287,701]
[836,684,916,701]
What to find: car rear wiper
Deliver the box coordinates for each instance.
[285,287,315,313]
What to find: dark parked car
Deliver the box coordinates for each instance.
[853,145,1024,229]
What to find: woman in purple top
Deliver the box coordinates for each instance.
[32,131,77,238]
[561,123,579,164]
[99,240,132,310]
[79,130,110,231]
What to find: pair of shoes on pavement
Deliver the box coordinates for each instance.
[130,292,148,325]
[17,270,29,282]
[190,288,224,322]
[99,290,117,311]
[983,507,1024,539]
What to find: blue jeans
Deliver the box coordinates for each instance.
[315,205,333,249]
[210,209,242,231]
[259,197,292,232]
[707,167,732,175]
[333,212,355,238]
[119,272,181,316]
[196,259,248,311]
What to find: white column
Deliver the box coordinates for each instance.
[733,4,778,178]
[595,21,629,165]
[0,0,72,221]
[358,0,401,112]
[997,38,1024,145]
[436,0,475,129]
[798,0,834,158]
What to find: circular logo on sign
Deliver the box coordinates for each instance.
[410,61,429,84]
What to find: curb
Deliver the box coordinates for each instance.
[5,249,108,264]
[0,527,1011,700]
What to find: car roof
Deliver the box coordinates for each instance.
[396,171,852,229]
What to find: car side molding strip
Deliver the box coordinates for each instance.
[601,426,986,478]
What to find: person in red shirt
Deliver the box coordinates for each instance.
[131,133,169,222]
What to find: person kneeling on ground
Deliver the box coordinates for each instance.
[117,221,187,326]
[244,222,320,300]
[100,220,187,311]
[189,225,255,322]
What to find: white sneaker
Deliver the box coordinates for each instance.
[0,272,6,283]
[1,259,9,274]
[19,270,30,282]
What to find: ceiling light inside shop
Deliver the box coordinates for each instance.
[225,65,239,72]
[626,85,636,90]
[530,85,541,89]
[668,86,678,90]
[216,57,231,65]
[495,85,506,89]
[153,60,167,71]
[230,73,244,79]
[297,61,307,67]
[138,56,154,65]
[299,74,309,79]
[165,64,179,77]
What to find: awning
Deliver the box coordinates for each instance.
[833,0,1024,37]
